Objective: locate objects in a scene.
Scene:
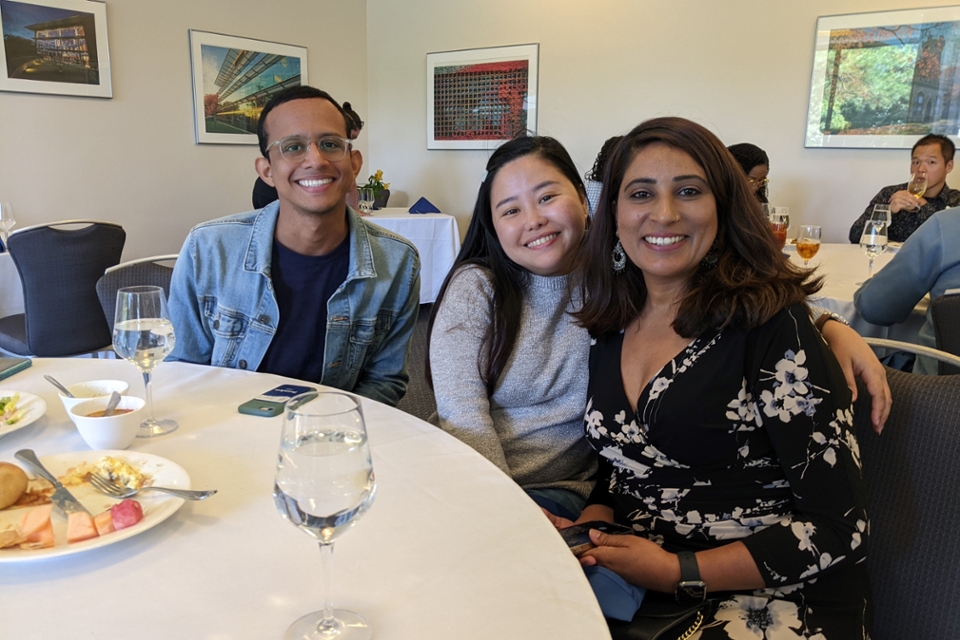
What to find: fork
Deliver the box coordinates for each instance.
[88,473,217,501]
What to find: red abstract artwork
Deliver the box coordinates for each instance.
[433,60,529,141]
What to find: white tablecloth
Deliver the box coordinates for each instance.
[365,208,461,304]
[1,359,608,639]
[0,252,24,317]
[788,243,927,343]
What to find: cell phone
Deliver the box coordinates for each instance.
[238,384,316,417]
[559,520,635,556]
[0,357,31,382]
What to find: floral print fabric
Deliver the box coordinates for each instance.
[586,304,871,638]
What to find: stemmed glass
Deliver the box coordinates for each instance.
[858,211,888,282]
[274,391,376,640]
[796,225,821,267]
[0,203,15,246]
[907,172,927,208]
[872,204,892,228]
[113,286,178,437]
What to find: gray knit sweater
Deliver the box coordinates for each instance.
[430,265,596,499]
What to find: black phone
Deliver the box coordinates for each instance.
[559,520,634,556]
[238,384,316,417]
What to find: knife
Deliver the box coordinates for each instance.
[15,449,91,516]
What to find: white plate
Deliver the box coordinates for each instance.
[0,390,47,439]
[0,450,189,561]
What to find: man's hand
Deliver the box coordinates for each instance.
[888,190,925,213]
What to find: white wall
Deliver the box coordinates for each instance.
[0,0,367,260]
[366,0,956,242]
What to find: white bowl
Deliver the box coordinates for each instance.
[59,380,130,420]
[69,396,145,450]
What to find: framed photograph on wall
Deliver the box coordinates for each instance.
[189,30,307,145]
[806,6,960,149]
[427,43,539,150]
[0,0,112,98]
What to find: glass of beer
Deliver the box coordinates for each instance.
[796,225,821,267]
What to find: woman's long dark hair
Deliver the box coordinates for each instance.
[576,118,821,337]
[728,142,769,203]
[426,135,586,395]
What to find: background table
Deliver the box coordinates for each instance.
[0,252,24,317]
[365,208,461,304]
[789,243,927,343]
[1,358,608,639]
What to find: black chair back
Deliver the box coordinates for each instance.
[1,221,125,356]
[854,368,960,638]
[932,294,960,374]
[96,255,176,333]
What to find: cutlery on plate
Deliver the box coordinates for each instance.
[88,473,217,501]
[14,449,90,515]
[43,375,74,398]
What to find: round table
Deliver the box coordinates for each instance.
[1,358,608,639]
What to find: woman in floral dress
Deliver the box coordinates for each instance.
[569,117,870,638]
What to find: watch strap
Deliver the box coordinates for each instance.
[675,551,707,605]
[677,551,700,583]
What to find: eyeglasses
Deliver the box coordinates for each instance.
[748,177,769,188]
[265,135,351,162]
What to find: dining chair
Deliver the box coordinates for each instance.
[931,293,960,374]
[96,254,178,333]
[852,363,960,639]
[395,303,438,424]
[0,220,125,357]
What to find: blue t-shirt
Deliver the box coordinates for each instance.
[258,237,349,382]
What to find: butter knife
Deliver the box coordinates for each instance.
[15,449,90,516]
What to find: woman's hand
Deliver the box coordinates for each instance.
[578,529,679,592]
[820,320,891,433]
[541,508,575,529]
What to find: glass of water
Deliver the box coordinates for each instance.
[113,286,178,437]
[858,211,888,281]
[274,391,376,640]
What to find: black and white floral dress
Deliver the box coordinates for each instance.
[585,304,871,639]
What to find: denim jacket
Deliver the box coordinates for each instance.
[168,202,420,406]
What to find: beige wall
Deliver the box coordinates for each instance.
[366,0,956,242]
[0,0,367,260]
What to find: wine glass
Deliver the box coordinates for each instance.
[858,212,888,282]
[768,211,788,250]
[274,391,376,640]
[113,286,178,437]
[0,203,15,246]
[907,173,927,210]
[774,206,791,237]
[796,225,821,267]
[357,188,374,214]
[872,204,892,228]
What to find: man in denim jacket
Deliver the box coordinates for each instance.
[169,86,420,407]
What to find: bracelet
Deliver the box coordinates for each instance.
[815,311,850,333]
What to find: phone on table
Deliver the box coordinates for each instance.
[559,520,634,556]
[0,357,31,382]
[238,384,316,417]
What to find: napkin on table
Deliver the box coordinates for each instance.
[409,197,441,214]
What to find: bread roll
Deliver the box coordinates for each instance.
[0,462,29,509]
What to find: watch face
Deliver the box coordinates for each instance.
[676,581,707,606]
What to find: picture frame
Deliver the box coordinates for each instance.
[426,43,538,150]
[805,6,960,149]
[0,0,112,98]
[188,29,307,145]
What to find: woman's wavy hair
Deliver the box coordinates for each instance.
[426,134,586,394]
[575,117,821,337]
[728,142,769,203]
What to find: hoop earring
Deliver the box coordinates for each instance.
[612,239,626,274]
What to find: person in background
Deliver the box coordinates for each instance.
[171,85,419,407]
[585,136,623,216]
[849,134,960,243]
[727,143,769,203]
[252,100,365,210]
[855,207,960,375]
[563,117,870,636]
